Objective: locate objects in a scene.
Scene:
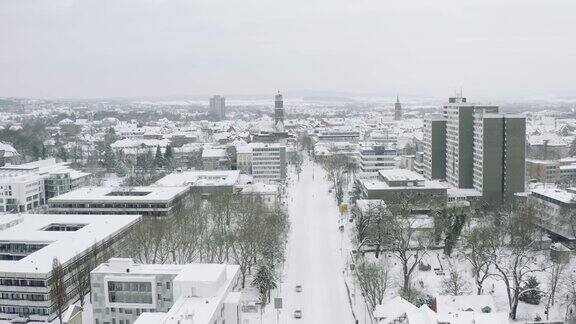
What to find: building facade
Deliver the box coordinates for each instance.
[357,144,396,177]
[438,95,525,202]
[209,95,226,120]
[91,259,241,324]
[472,113,526,202]
[251,144,287,183]
[0,214,140,322]
[422,116,447,180]
[48,186,190,217]
[0,158,90,212]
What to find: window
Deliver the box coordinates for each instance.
[165,282,170,289]
[108,281,152,304]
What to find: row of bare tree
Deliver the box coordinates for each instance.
[125,193,290,291]
[351,197,576,321]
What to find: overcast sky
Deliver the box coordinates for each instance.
[0,0,574,99]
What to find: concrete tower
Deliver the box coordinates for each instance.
[394,95,402,120]
[274,91,285,132]
[209,95,226,120]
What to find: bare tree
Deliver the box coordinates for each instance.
[545,262,566,320]
[320,154,354,205]
[230,197,264,288]
[562,274,576,322]
[50,258,67,324]
[488,204,548,320]
[383,194,436,292]
[354,258,390,311]
[351,200,387,257]
[441,263,471,296]
[71,254,91,307]
[459,225,492,294]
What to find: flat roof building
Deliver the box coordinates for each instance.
[48,186,190,217]
[154,170,241,195]
[0,158,90,213]
[357,169,447,212]
[91,259,242,324]
[422,116,446,180]
[0,214,140,322]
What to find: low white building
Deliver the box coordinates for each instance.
[0,214,140,322]
[240,182,280,206]
[108,260,242,324]
[155,170,242,195]
[0,158,90,212]
[48,186,190,217]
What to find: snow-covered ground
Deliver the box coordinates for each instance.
[278,158,355,323]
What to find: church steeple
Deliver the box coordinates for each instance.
[394,95,402,121]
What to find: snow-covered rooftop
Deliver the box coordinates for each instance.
[48,186,189,203]
[0,214,140,274]
[92,258,186,276]
[531,187,576,204]
[155,170,240,187]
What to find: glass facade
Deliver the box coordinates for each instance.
[108,281,153,304]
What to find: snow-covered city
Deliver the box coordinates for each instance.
[1,1,576,324]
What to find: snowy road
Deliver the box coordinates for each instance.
[279,159,355,324]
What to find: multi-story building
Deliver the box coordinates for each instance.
[422,116,447,180]
[209,95,226,120]
[357,169,447,213]
[0,158,90,212]
[357,143,396,177]
[236,145,253,173]
[91,258,182,324]
[439,95,525,202]
[91,258,241,324]
[444,96,499,189]
[315,129,361,143]
[0,214,140,322]
[201,147,230,171]
[528,188,576,241]
[526,157,576,184]
[472,113,526,202]
[251,144,287,183]
[48,186,190,217]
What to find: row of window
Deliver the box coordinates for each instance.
[0,292,46,301]
[0,306,48,316]
[0,278,46,287]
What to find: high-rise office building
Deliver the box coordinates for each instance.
[209,95,226,120]
[394,95,402,120]
[422,116,447,180]
[274,91,285,132]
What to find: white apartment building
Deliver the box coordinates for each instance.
[357,143,396,177]
[251,144,287,183]
[0,158,90,213]
[91,259,241,324]
[0,214,140,322]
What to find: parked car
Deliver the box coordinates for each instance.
[295,284,303,292]
[294,310,303,318]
